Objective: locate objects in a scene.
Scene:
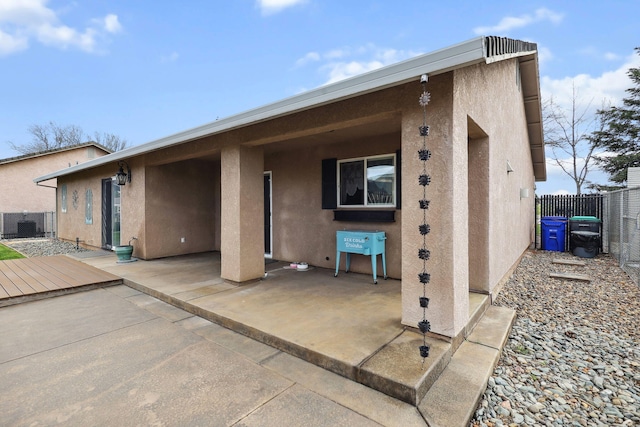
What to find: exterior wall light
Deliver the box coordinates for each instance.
[506,160,514,173]
[116,161,131,185]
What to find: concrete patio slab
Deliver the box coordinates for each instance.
[0,288,155,363]
[74,251,515,420]
[237,384,382,427]
[2,287,418,426]
[194,322,281,364]
[262,351,426,427]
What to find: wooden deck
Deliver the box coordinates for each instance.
[0,255,122,307]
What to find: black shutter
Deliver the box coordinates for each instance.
[396,149,401,209]
[322,158,337,209]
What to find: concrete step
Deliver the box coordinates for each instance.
[357,330,453,406]
[466,292,490,337]
[418,305,516,426]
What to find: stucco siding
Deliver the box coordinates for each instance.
[0,146,108,213]
[56,163,118,248]
[453,59,536,296]
[265,133,402,278]
[400,72,467,337]
[144,159,218,259]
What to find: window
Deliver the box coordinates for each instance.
[61,184,67,213]
[338,154,396,207]
[85,189,93,225]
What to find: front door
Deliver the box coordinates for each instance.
[264,172,272,257]
[101,178,121,249]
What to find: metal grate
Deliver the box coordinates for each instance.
[0,212,56,239]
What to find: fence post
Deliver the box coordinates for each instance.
[535,197,541,249]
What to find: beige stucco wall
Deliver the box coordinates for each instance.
[265,133,402,278]
[401,60,536,338]
[144,158,218,259]
[54,60,539,339]
[56,161,123,248]
[400,73,466,337]
[0,146,108,213]
[453,60,536,294]
[221,145,265,282]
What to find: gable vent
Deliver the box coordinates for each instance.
[484,36,537,62]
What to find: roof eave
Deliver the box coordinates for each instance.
[35,35,546,183]
[35,36,493,183]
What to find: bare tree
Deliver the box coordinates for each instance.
[93,131,127,152]
[543,84,602,194]
[8,121,127,155]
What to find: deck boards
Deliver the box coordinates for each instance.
[0,255,122,305]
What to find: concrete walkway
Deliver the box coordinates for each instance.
[0,285,426,426]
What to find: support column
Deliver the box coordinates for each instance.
[400,75,469,339]
[220,145,265,283]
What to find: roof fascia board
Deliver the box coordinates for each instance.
[2,142,110,166]
[36,37,490,183]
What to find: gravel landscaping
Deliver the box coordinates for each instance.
[471,250,640,427]
[1,238,92,258]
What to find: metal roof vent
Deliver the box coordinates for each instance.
[484,36,537,63]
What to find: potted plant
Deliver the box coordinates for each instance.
[115,237,137,262]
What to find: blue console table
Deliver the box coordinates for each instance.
[335,230,387,284]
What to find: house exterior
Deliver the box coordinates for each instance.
[35,36,546,341]
[1,143,111,237]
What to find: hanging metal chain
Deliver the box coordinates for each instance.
[417,74,431,366]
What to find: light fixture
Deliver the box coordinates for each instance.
[506,160,514,173]
[116,160,131,186]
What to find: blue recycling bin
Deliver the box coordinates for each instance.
[541,216,567,252]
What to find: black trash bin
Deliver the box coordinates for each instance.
[569,216,602,258]
[570,231,600,258]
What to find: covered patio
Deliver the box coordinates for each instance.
[74,250,510,410]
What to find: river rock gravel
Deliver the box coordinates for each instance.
[470,250,640,427]
[1,238,91,257]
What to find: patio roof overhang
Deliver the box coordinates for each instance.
[34,35,546,184]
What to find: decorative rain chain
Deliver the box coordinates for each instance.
[417,74,432,366]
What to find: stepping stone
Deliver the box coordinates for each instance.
[549,272,591,282]
[552,259,586,266]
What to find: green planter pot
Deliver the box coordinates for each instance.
[114,245,134,261]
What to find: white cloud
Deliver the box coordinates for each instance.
[294,51,319,67]
[161,51,179,63]
[0,0,122,56]
[0,29,28,55]
[604,52,620,61]
[296,44,422,85]
[103,14,122,34]
[322,60,385,85]
[541,50,640,118]
[256,0,306,15]
[473,7,563,35]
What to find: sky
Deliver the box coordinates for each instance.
[1,0,639,195]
